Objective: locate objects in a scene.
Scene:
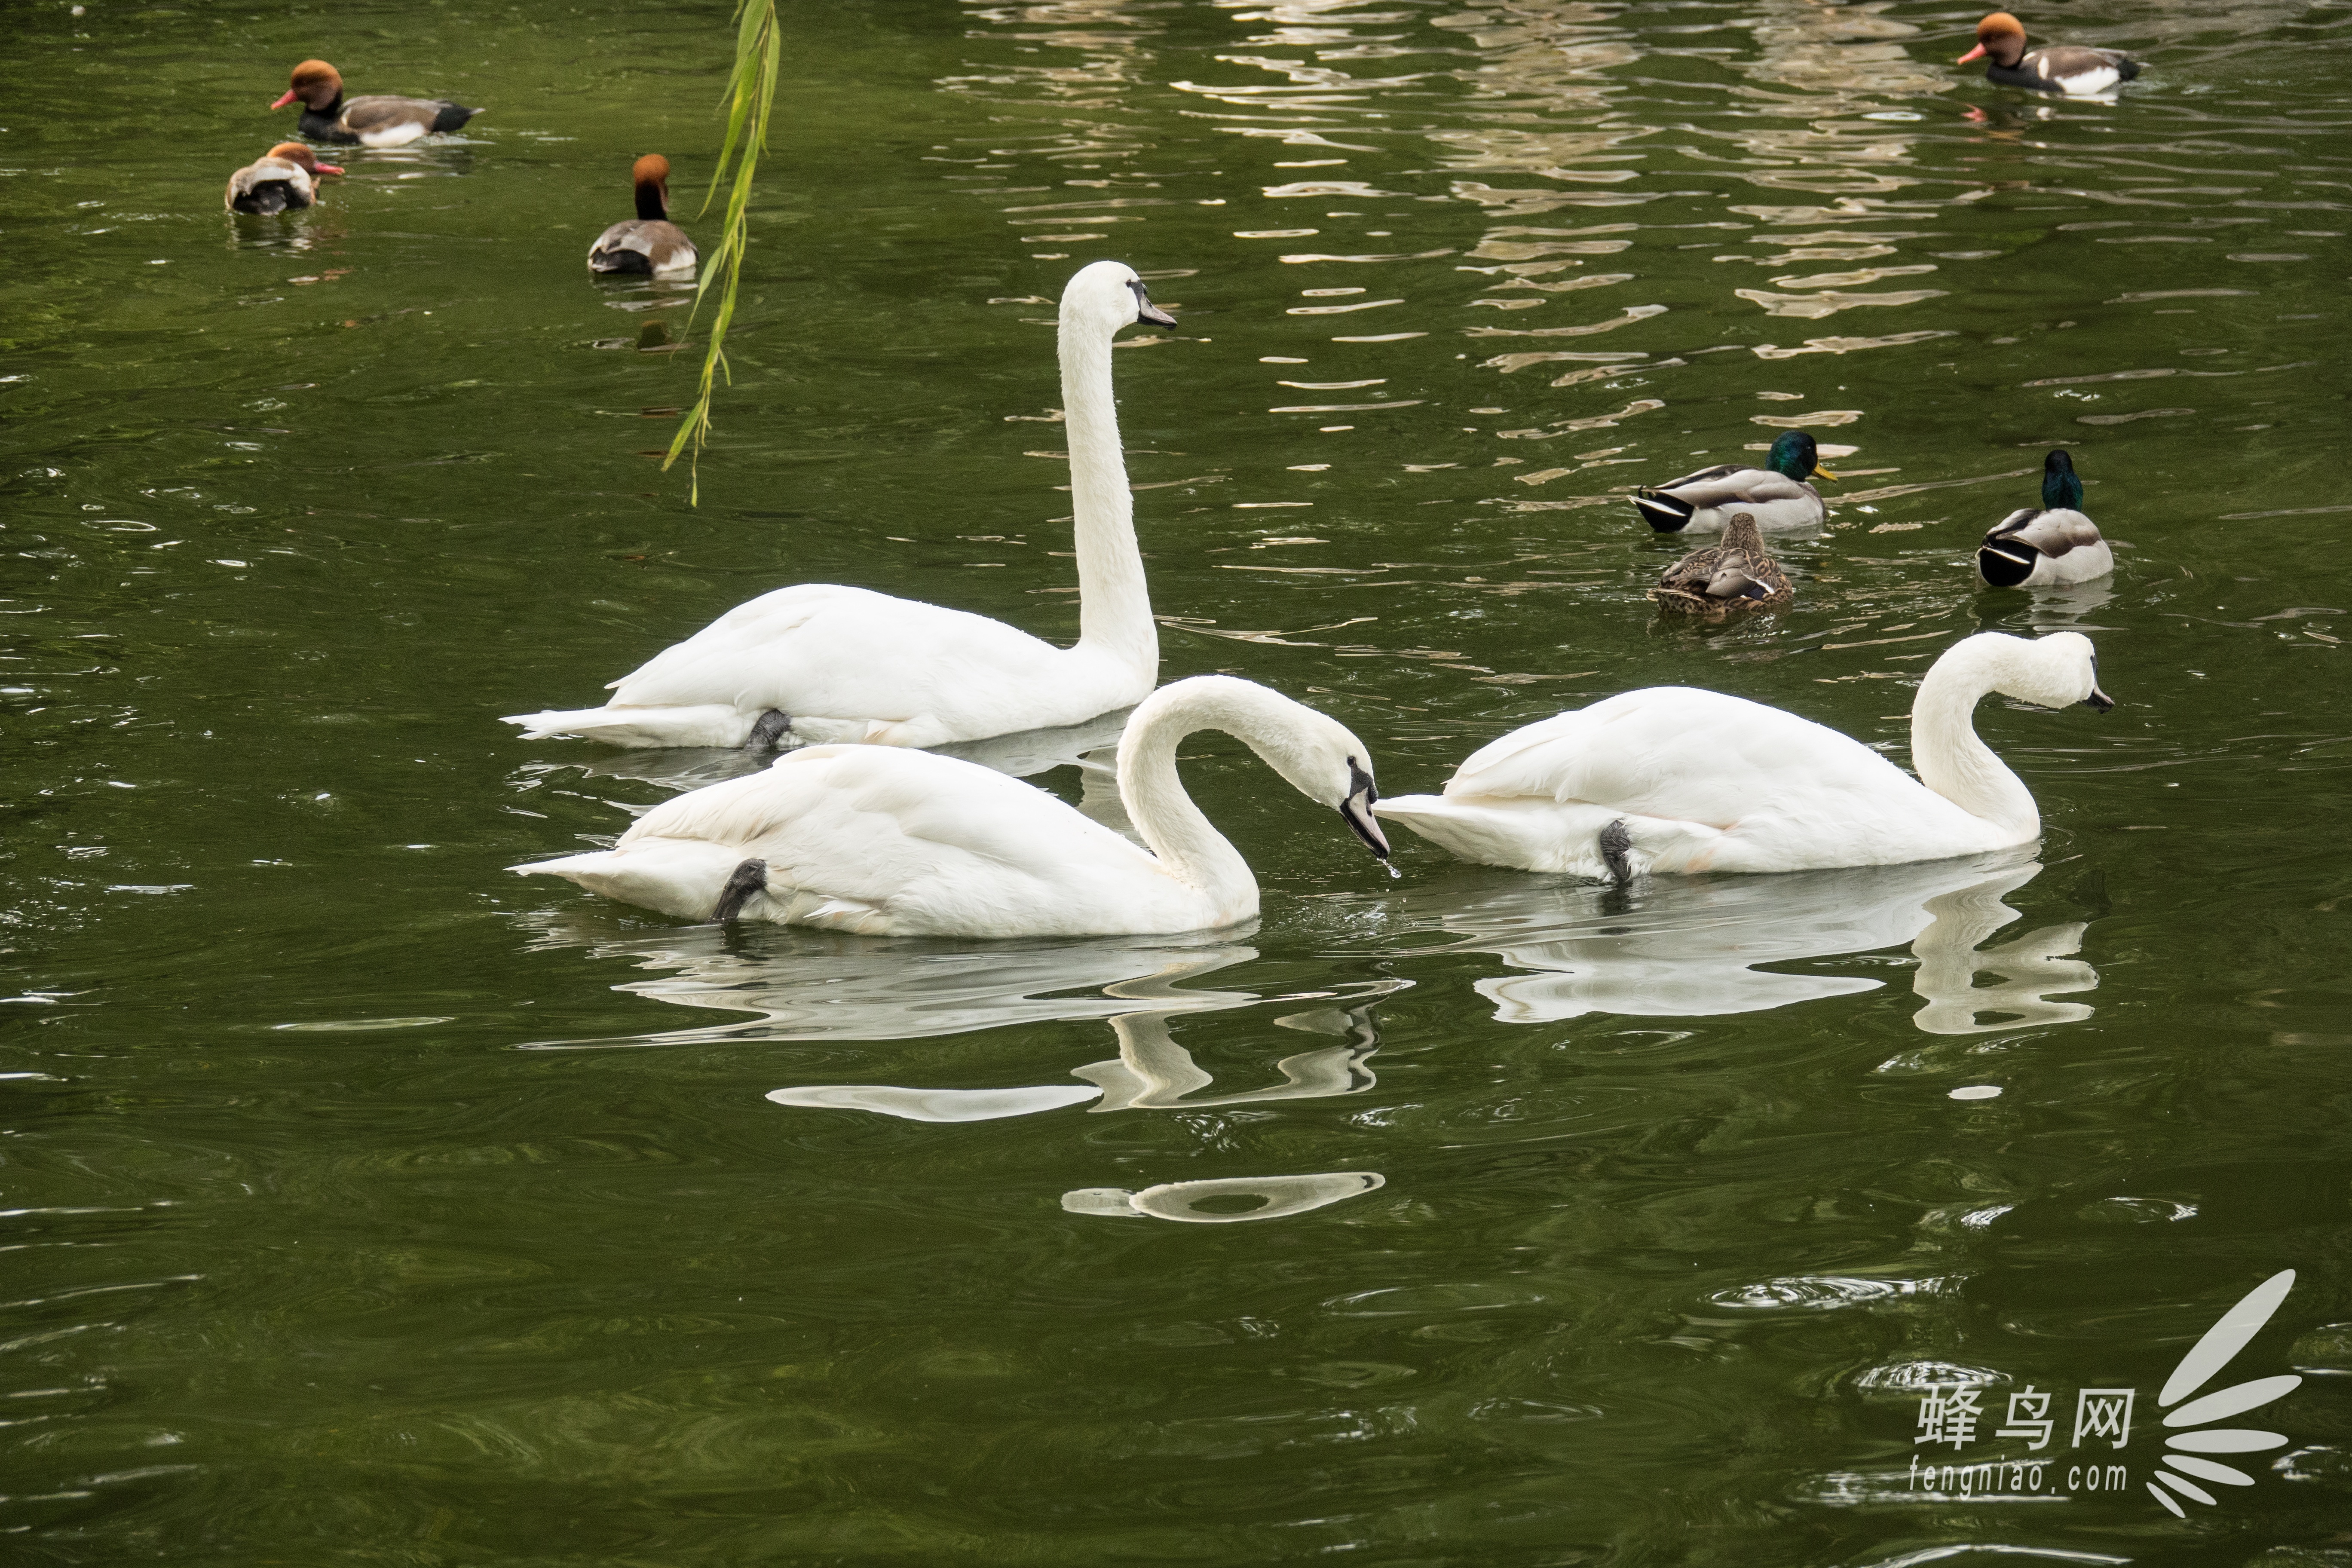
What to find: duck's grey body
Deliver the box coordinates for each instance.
[1978,508,2111,588]
[1631,429,1833,534]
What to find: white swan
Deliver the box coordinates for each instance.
[1372,632,2111,879]
[508,675,1390,937]
[502,260,1176,750]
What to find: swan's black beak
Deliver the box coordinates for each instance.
[1129,279,1178,329]
[2082,686,2114,714]
[1338,758,1388,859]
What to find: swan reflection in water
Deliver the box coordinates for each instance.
[512,909,1409,1047]
[518,707,1138,819]
[765,1001,1382,1119]
[1062,1171,1384,1225]
[1368,851,2095,1034]
[766,1004,1389,1227]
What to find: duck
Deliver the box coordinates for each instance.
[1630,430,1836,534]
[224,142,343,214]
[587,155,697,278]
[1651,511,1791,613]
[1979,448,2113,588]
[502,260,1176,751]
[1372,631,2111,879]
[508,675,1390,937]
[1958,13,2141,95]
[270,60,482,147]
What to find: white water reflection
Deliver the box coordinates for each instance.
[1370,852,2097,1033]
[1063,1170,1385,1223]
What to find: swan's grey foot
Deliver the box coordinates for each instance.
[712,858,769,923]
[1599,819,1633,885]
[745,709,792,751]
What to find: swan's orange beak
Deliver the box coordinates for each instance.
[1957,42,1987,63]
[270,88,298,109]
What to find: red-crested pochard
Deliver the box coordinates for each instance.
[270,59,482,147]
[225,142,343,213]
[587,155,698,279]
[1958,13,2141,95]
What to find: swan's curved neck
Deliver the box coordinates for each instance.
[1061,315,1156,675]
[1117,685,1299,914]
[1910,643,2039,839]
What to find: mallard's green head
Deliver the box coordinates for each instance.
[2041,448,2085,512]
[1766,429,1834,483]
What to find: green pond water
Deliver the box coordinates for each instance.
[6,0,2351,1561]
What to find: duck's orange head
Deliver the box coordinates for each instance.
[1958,12,2027,66]
[632,154,673,219]
[266,142,343,177]
[271,60,343,112]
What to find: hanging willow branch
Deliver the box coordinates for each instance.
[663,0,782,505]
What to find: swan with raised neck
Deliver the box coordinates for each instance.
[507,675,1390,937]
[502,260,1177,751]
[1371,632,2112,878]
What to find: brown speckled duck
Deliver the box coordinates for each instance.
[588,156,698,279]
[1958,13,2141,95]
[225,142,343,213]
[271,60,481,147]
[1651,512,1792,614]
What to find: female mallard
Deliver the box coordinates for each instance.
[1630,430,1836,534]
[1651,512,1792,613]
[1957,12,2140,95]
[1978,449,2113,588]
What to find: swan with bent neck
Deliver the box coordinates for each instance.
[1373,632,2112,878]
[508,676,1391,937]
[502,260,1173,751]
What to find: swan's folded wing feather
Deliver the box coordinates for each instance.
[604,583,1070,720]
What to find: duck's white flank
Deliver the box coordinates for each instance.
[503,261,1168,750]
[508,675,1387,937]
[1374,632,2110,878]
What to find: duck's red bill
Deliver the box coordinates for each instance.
[270,89,298,109]
[1957,43,1987,62]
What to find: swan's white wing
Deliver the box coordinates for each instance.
[623,745,1176,931]
[1443,687,1918,826]
[605,584,1074,722]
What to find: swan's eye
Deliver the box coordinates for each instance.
[1346,756,1377,804]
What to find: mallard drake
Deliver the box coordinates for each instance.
[1651,512,1791,613]
[1979,449,2113,588]
[270,60,481,147]
[224,142,342,213]
[1958,13,2140,95]
[1630,430,1836,534]
[588,155,697,279]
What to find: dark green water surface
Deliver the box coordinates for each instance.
[6,0,2352,1562]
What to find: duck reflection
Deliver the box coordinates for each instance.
[763,1002,1383,1120]
[1373,851,2096,1033]
[1062,1171,1385,1224]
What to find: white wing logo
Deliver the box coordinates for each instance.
[2147,1268,2301,1517]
